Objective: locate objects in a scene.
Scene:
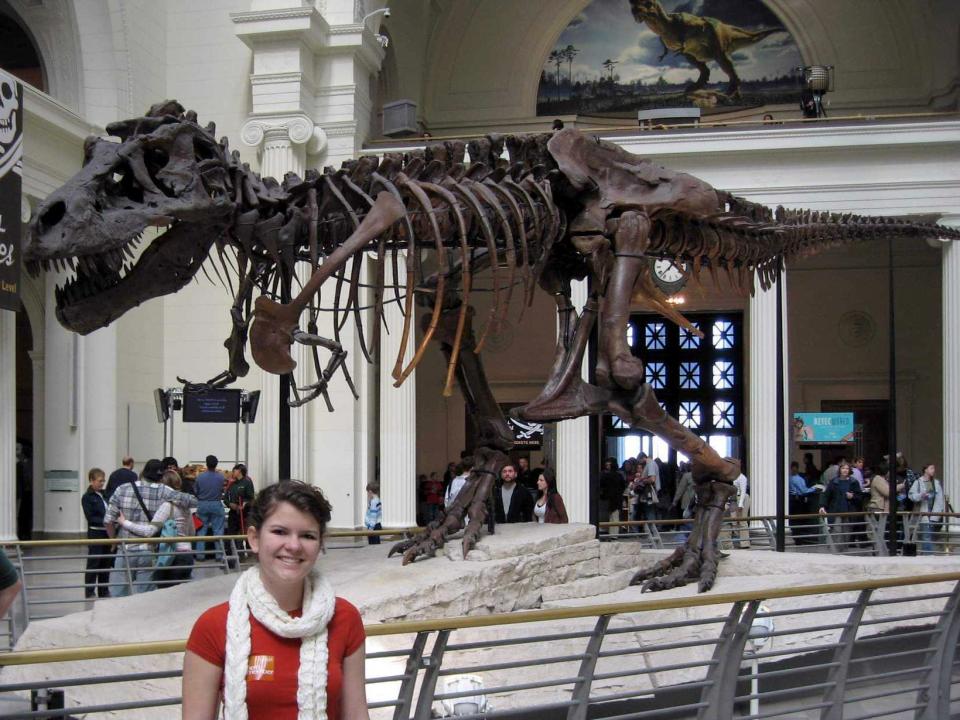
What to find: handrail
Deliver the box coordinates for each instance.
[0,527,421,548]
[2,571,957,667]
[599,510,957,527]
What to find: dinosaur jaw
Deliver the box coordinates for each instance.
[29,221,215,335]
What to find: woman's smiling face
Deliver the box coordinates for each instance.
[247,501,322,587]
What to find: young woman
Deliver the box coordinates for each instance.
[117,469,196,588]
[533,469,568,524]
[81,468,112,598]
[182,481,368,720]
[909,463,946,554]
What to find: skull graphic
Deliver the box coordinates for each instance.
[0,73,19,150]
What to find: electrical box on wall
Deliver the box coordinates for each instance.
[382,99,418,136]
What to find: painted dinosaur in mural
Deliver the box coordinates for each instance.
[24,101,960,592]
[629,0,785,99]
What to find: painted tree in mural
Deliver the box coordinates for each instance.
[24,102,960,591]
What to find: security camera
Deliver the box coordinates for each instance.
[383,8,390,18]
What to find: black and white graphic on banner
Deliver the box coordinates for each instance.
[0,70,23,312]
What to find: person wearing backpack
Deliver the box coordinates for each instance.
[118,469,197,589]
[107,462,197,595]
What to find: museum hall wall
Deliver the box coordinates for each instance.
[5,0,959,536]
[383,0,960,137]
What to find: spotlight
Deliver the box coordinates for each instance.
[797,65,833,119]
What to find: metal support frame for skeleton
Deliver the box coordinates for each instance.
[25,101,960,592]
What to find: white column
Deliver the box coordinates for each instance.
[748,271,788,518]
[942,229,960,514]
[379,254,417,528]
[555,279,591,523]
[0,311,17,540]
[240,118,315,484]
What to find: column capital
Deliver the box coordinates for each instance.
[240,115,328,155]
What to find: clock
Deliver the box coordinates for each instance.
[650,258,688,295]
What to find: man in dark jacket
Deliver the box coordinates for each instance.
[598,458,625,535]
[494,464,534,523]
[105,457,137,500]
[819,462,862,552]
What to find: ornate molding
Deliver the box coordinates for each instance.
[241,114,323,149]
[230,7,315,24]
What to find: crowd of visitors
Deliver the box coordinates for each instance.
[414,454,569,527]
[82,454,258,598]
[594,449,949,554]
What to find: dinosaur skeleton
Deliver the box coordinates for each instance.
[25,101,960,592]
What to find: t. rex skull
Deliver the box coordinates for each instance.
[23,102,237,334]
[0,72,19,150]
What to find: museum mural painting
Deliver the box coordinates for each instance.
[537,0,803,118]
[0,69,23,311]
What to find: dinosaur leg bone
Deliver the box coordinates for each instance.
[390,301,513,563]
[598,210,651,391]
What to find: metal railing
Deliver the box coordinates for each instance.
[0,527,415,652]
[0,572,958,719]
[600,511,959,557]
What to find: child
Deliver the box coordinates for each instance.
[365,480,382,544]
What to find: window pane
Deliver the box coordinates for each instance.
[680,361,700,389]
[713,400,735,429]
[679,401,701,429]
[713,320,735,350]
[680,323,701,349]
[645,322,666,350]
[713,360,734,389]
[646,361,667,389]
[626,324,636,348]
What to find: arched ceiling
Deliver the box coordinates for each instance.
[384,0,958,134]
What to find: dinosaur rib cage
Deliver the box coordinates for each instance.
[229,135,960,398]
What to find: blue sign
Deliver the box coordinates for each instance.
[792,413,854,444]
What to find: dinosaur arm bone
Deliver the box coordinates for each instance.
[250,191,405,375]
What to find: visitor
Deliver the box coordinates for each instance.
[117,469,197,589]
[672,462,696,543]
[534,469,568,524]
[494,463,534,524]
[225,464,255,563]
[788,461,821,545]
[445,459,471,509]
[819,461,862,553]
[867,461,905,553]
[909,463,945,554]
[516,456,538,499]
[631,453,660,532]
[365,480,382,545]
[105,456,137,500]
[598,458,626,535]
[105,458,197,596]
[81,468,112,598]
[730,469,751,548]
[802,453,821,488]
[622,458,640,532]
[182,481,368,719]
[423,472,444,524]
[0,549,21,618]
[195,455,227,562]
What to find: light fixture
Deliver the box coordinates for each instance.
[361,7,390,25]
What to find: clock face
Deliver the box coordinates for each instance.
[651,258,687,295]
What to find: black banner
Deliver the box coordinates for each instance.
[0,71,23,312]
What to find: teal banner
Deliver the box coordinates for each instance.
[792,412,854,444]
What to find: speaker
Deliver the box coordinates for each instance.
[241,390,261,424]
[153,388,169,423]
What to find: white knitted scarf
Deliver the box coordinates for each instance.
[223,565,336,720]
